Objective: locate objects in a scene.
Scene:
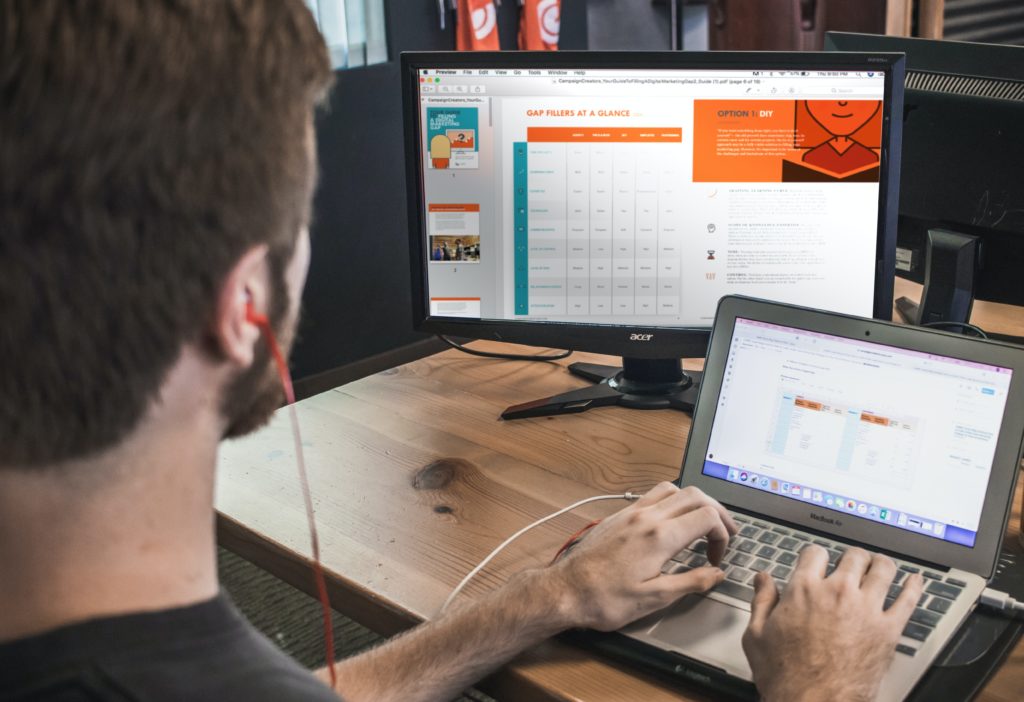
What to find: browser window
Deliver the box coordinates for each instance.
[703,317,1013,547]
[417,67,887,326]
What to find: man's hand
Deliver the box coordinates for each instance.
[742,545,924,702]
[327,483,736,702]
[548,482,738,632]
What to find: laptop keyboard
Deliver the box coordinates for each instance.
[661,512,968,656]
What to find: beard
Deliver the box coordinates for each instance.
[221,344,287,439]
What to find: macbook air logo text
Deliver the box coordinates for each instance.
[810,512,842,527]
[630,333,654,341]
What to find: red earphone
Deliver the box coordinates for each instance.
[244,298,265,325]
[246,297,336,686]
[246,300,294,405]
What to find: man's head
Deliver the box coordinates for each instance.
[0,0,332,468]
[803,100,881,138]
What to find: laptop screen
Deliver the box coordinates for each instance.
[702,317,1013,548]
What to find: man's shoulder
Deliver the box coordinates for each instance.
[0,594,339,702]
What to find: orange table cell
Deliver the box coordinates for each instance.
[527,127,682,143]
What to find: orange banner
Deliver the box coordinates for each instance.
[428,204,480,212]
[519,0,560,50]
[527,127,682,143]
[457,0,500,51]
[693,99,882,183]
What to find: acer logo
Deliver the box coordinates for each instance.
[629,333,654,341]
[809,512,841,527]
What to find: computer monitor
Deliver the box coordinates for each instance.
[826,33,1024,338]
[401,51,905,419]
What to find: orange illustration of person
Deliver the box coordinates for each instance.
[802,100,881,175]
[430,134,452,169]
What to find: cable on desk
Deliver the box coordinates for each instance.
[438,334,573,361]
[920,321,989,339]
[439,492,640,614]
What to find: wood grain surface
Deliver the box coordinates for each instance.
[216,286,1023,701]
[894,277,1023,340]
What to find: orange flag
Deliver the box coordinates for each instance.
[457,0,500,51]
[519,0,560,50]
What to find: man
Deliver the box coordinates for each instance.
[0,2,922,701]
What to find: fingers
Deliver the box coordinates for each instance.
[649,486,738,537]
[832,547,871,582]
[628,486,738,568]
[791,543,829,582]
[705,529,729,567]
[631,498,733,568]
[887,573,924,628]
[679,504,732,567]
[645,566,726,603]
[860,552,897,602]
[633,481,681,508]
[747,572,780,636]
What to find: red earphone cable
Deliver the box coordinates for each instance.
[549,519,602,565]
[247,303,337,688]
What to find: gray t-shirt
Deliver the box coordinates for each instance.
[0,593,341,701]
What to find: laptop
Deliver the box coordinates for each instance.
[578,295,1024,700]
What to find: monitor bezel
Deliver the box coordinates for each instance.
[826,31,1024,82]
[680,294,1024,578]
[402,51,905,359]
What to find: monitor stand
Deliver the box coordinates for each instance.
[501,357,702,420]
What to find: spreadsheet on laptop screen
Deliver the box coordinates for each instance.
[703,317,1013,547]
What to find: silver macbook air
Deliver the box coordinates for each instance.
[619,295,1024,701]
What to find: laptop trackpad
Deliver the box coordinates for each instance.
[648,595,752,677]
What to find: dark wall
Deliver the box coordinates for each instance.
[289,1,589,385]
[290,62,424,382]
[587,0,672,50]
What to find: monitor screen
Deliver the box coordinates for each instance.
[826,32,1024,314]
[702,317,1013,548]
[412,60,892,331]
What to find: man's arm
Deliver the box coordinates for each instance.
[317,482,738,702]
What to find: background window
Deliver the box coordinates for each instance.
[305,0,388,69]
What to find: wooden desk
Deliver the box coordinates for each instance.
[894,277,1024,341]
[216,298,1024,701]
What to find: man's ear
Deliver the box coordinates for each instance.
[212,245,271,368]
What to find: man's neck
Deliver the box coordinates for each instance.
[0,355,226,642]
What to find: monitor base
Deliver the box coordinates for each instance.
[501,358,702,420]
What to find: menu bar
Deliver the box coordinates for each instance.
[420,68,883,79]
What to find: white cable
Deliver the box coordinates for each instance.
[438,492,640,614]
[980,588,1024,614]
